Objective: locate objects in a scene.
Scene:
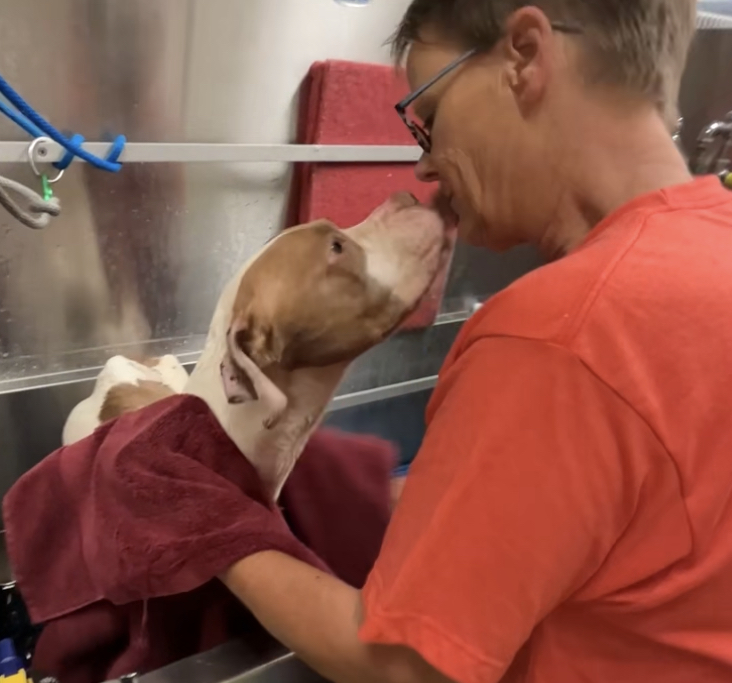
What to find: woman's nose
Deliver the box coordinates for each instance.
[415,152,440,183]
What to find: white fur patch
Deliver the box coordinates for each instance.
[62,354,189,446]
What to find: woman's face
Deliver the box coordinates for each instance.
[402,18,566,251]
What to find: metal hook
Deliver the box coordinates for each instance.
[27,136,64,184]
[26,136,65,208]
[672,117,683,146]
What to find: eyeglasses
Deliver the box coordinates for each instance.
[395,22,583,154]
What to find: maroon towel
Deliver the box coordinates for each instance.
[3,394,396,682]
[280,429,394,589]
[287,59,457,330]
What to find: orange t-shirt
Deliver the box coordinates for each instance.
[359,176,732,683]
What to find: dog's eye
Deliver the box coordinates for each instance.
[331,239,344,255]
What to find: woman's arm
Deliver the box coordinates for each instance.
[220,551,453,683]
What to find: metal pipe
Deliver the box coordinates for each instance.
[689,113,732,174]
[0,142,421,165]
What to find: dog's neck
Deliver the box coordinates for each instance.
[184,277,348,501]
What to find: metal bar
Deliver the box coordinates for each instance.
[0,362,437,413]
[0,141,421,164]
[0,310,470,396]
[103,639,325,683]
[433,307,478,326]
[328,375,438,412]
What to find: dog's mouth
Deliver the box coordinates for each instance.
[398,232,455,329]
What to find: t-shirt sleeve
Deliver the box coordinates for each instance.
[359,336,662,683]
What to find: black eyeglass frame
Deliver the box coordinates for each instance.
[395,21,583,153]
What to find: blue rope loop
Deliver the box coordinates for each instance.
[0,72,125,172]
[54,133,85,171]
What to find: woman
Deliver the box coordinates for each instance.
[220,2,732,682]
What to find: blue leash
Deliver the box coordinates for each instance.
[0,72,125,172]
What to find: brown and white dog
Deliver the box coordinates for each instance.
[62,192,450,501]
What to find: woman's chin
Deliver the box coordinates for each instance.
[429,190,459,228]
[456,215,483,246]
[458,216,512,252]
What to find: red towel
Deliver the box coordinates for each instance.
[281,429,394,589]
[3,394,396,683]
[287,59,457,330]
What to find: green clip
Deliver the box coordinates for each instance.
[41,174,53,202]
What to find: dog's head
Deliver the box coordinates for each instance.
[220,192,450,422]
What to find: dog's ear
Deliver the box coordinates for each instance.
[220,316,288,429]
[232,313,285,370]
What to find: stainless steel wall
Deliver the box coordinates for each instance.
[0,5,730,505]
[0,0,540,391]
[0,0,541,502]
